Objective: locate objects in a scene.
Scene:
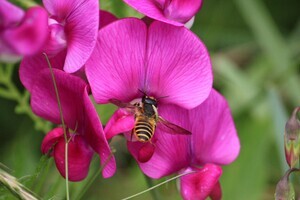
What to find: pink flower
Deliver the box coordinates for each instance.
[19,0,99,81]
[86,18,212,108]
[19,9,115,92]
[86,17,212,161]
[42,0,99,73]
[31,68,116,181]
[123,0,203,26]
[128,90,240,199]
[0,1,48,62]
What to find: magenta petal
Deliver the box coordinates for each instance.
[53,135,93,181]
[3,7,48,55]
[127,126,190,178]
[145,21,212,109]
[86,18,146,103]
[104,108,135,140]
[180,164,222,200]
[164,0,202,23]
[42,0,85,20]
[83,90,117,178]
[19,51,65,92]
[63,0,99,73]
[190,90,240,165]
[209,181,222,200]
[43,0,99,72]
[41,127,64,155]
[30,69,87,129]
[123,0,183,26]
[137,142,155,163]
[0,0,24,28]
[99,10,117,28]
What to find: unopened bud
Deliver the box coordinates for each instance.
[284,107,300,168]
[275,168,296,200]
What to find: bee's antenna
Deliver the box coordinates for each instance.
[157,95,169,100]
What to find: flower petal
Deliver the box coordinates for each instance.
[0,38,21,62]
[209,181,222,200]
[19,50,65,92]
[0,0,24,28]
[164,0,202,23]
[123,0,183,26]
[63,0,99,73]
[30,68,87,129]
[53,135,93,181]
[43,0,99,73]
[137,143,156,163]
[145,21,212,109]
[156,89,240,165]
[41,127,64,155]
[3,7,48,55]
[99,10,117,28]
[128,142,156,163]
[190,89,240,165]
[180,164,222,200]
[86,18,146,103]
[127,124,190,178]
[83,89,117,178]
[104,108,135,140]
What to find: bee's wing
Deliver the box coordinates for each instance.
[157,116,191,135]
[109,99,136,113]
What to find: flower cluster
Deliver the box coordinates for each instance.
[2,0,240,199]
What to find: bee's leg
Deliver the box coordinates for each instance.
[152,105,159,121]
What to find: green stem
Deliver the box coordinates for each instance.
[144,175,160,200]
[43,53,70,200]
[121,171,196,200]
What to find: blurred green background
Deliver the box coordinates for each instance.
[1,0,300,199]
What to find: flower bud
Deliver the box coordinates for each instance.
[275,169,296,200]
[284,107,300,168]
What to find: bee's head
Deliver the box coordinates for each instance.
[142,95,158,107]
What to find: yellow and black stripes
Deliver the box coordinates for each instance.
[134,118,155,142]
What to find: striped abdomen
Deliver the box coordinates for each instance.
[134,116,156,142]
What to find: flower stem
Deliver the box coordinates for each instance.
[121,171,196,200]
[43,53,70,200]
[143,175,160,200]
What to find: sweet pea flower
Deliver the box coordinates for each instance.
[128,90,240,199]
[19,0,99,78]
[86,18,212,108]
[30,68,116,181]
[42,0,99,72]
[0,1,48,62]
[19,9,115,92]
[123,0,203,26]
[86,18,212,161]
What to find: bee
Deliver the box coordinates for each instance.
[109,95,191,143]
